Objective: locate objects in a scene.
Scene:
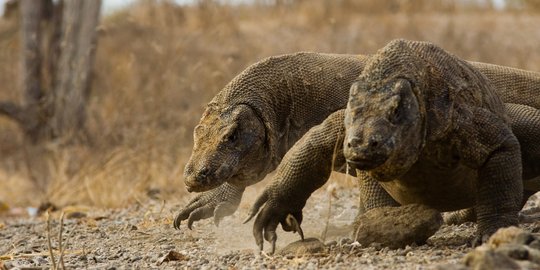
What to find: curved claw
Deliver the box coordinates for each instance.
[187,205,214,230]
[253,205,281,254]
[173,183,245,230]
[213,202,238,226]
[174,196,205,230]
[243,190,269,224]
[285,214,304,241]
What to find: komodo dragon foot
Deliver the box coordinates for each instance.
[174,182,244,230]
[243,185,306,254]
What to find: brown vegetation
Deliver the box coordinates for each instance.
[0,0,538,208]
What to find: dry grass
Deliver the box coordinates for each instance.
[0,0,539,208]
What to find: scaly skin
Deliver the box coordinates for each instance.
[175,53,367,229]
[176,51,540,231]
[247,40,540,252]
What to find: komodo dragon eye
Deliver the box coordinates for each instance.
[226,129,238,143]
[388,103,402,123]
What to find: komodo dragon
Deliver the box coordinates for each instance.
[174,50,540,230]
[245,39,540,252]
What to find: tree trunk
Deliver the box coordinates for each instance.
[0,0,101,144]
[52,0,101,141]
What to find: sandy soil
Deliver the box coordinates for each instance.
[2,186,539,269]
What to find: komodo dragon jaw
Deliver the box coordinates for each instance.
[344,78,424,180]
[183,104,268,192]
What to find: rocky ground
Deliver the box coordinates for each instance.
[1,185,540,269]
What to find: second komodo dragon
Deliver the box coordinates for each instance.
[246,40,540,252]
[174,49,540,230]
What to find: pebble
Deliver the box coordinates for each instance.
[279,238,325,255]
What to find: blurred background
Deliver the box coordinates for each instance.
[0,0,538,210]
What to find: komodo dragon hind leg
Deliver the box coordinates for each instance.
[508,103,540,224]
[506,103,540,181]
[444,103,540,226]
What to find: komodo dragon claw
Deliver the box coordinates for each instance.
[174,183,244,230]
[285,214,304,241]
[245,188,305,254]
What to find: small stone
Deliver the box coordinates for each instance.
[463,249,520,270]
[369,242,383,250]
[519,245,540,264]
[67,211,87,219]
[339,238,353,246]
[279,238,325,256]
[495,244,529,260]
[334,253,343,263]
[353,204,443,249]
[487,226,526,248]
[432,263,469,270]
[515,260,540,269]
[530,239,540,250]
[512,231,536,245]
[325,240,337,247]
[156,251,188,266]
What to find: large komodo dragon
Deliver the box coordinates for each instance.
[174,48,540,231]
[245,39,540,251]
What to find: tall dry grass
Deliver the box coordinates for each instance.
[0,0,538,208]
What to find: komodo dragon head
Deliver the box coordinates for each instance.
[343,39,441,180]
[183,103,268,192]
[344,78,425,180]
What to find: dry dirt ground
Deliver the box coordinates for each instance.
[2,184,540,269]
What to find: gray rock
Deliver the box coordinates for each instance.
[352,204,443,249]
[278,238,325,256]
[449,227,540,270]
[529,239,540,250]
[495,244,530,261]
[463,249,521,270]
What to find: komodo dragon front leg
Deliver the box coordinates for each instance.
[243,110,347,253]
[246,104,540,252]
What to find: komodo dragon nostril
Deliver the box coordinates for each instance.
[369,138,379,148]
[347,136,362,149]
[199,167,209,178]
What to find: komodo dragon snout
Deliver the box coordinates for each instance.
[344,78,423,178]
[184,104,267,192]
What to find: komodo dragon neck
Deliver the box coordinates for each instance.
[212,52,368,168]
